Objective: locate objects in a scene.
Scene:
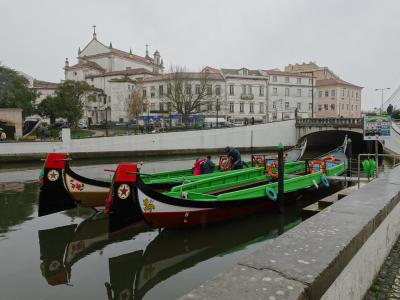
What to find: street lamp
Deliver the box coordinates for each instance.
[375,88,391,115]
[216,97,219,128]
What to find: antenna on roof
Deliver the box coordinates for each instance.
[92,25,97,39]
[145,44,149,58]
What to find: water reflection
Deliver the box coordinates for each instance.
[0,182,37,234]
[38,206,303,299]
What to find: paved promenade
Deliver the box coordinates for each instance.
[365,234,400,299]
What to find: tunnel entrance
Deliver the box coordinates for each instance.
[300,130,383,160]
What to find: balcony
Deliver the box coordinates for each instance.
[240,94,254,100]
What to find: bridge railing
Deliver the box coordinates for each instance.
[296,117,363,127]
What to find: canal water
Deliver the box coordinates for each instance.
[0,156,337,300]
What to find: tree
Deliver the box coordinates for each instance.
[37,96,59,124]
[36,80,94,127]
[0,65,36,116]
[161,66,215,125]
[126,84,145,119]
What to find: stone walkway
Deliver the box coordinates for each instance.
[365,234,400,299]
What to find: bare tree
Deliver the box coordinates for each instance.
[126,84,145,120]
[161,66,216,125]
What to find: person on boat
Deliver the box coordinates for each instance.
[201,155,215,174]
[224,146,244,169]
[193,158,205,175]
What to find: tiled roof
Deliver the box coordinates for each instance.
[221,68,263,76]
[316,78,362,88]
[262,69,312,77]
[142,71,224,82]
[32,79,59,89]
[110,47,154,65]
[69,60,105,72]
[85,68,153,78]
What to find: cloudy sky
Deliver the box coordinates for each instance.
[1,0,399,109]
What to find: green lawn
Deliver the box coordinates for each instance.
[71,129,96,139]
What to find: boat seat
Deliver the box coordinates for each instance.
[208,179,270,195]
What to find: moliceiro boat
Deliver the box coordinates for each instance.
[38,140,307,216]
[107,142,346,229]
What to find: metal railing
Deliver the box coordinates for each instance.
[296,118,363,128]
[357,153,400,189]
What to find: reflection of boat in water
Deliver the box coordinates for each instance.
[105,209,303,300]
[38,212,148,286]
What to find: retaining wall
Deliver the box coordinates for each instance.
[0,121,297,161]
[181,166,400,300]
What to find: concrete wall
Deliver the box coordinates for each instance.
[0,108,23,138]
[180,167,400,300]
[0,120,297,158]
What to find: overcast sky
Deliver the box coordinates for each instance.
[1,0,399,109]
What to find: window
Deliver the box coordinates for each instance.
[207,103,213,111]
[273,101,276,109]
[331,104,335,110]
[319,91,322,97]
[240,102,244,113]
[185,84,191,95]
[347,90,350,97]
[259,103,264,113]
[195,84,200,94]
[318,104,322,111]
[229,84,234,95]
[229,102,234,113]
[308,103,312,111]
[242,85,246,95]
[167,84,172,95]
[297,89,301,97]
[325,90,329,97]
[341,103,344,110]
[167,102,172,111]
[159,85,164,96]
[248,85,252,95]
[119,118,124,123]
[309,78,313,85]
[250,102,254,113]
[272,75,277,82]
[331,89,336,97]
[143,88,147,98]
[285,77,289,83]
[297,78,301,84]
[342,89,345,97]
[150,103,155,110]
[215,85,221,96]
[150,86,155,98]
[297,102,301,110]
[351,105,354,111]
[207,85,212,95]
[160,103,164,111]
[259,86,264,96]
[356,92,358,98]
[355,105,358,111]
[285,102,289,109]
[308,89,312,97]
[285,88,289,96]
[73,71,77,76]
[272,87,278,96]
[347,104,349,110]
[324,104,329,110]
[352,91,354,98]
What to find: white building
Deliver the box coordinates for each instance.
[221,68,267,124]
[141,67,225,126]
[261,70,315,121]
[64,29,163,125]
